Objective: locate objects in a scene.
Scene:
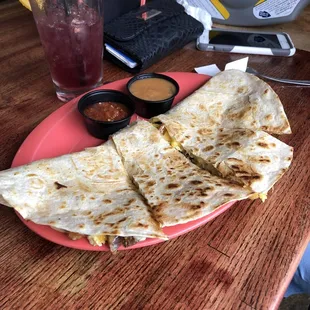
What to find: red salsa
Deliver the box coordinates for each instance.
[83,101,130,122]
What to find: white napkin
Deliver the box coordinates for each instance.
[194,57,249,76]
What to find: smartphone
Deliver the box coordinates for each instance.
[197,29,295,57]
[105,43,138,69]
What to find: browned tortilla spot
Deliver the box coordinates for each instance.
[270,143,276,148]
[116,218,127,224]
[261,126,268,131]
[48,221,56,225]
[240,175,261,180]
[180,176,187,180]
[265,114,272,121]
[27,174,37,177]
[264,89,269,94]
[198,128,213,135]
[191,205,202,210]
[167,183,180,189]
[103,199,112,204]
[78,224,85,228]
[237,86,246,93]
[54,182,67,189]
[137,223,149,229]
[154,203,165,212]
[59,205,66,209]
[287,157,292,161]
[227,158,243,163]
[257,142,269,148]
[259,158,271,163]
[140,175,149,179]
[190,180,203,185]
[175,197,181,202]
[231,165,241,170]
[203,145,214,152]
[147,181,156,187]
[204,186,214,191]
[224,193,234,197]
[215,183,223,187]
[219,134,228,138]
[90,197,95,200]
[216,143,224,147]
[72,213,77,217]
[231,142,240,147]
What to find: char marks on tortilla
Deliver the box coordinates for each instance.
[0,140,166,241]
[112,121,253,227]
[156,69,291,134]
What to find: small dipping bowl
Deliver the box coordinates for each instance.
[127,73,179,118]
[78,90,135,140]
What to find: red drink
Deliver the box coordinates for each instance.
[31,1,103,101]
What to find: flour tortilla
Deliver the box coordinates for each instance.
[112,121,253,227]
[0,141,165,241]
[156,69,291,134]
[154,121,293,194]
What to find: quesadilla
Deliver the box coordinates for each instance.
[112,121,253,227]
[0,141,166,251]
[155,69,291,135]
[152,120,293,198]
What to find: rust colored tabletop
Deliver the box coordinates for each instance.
[0,1,309,309]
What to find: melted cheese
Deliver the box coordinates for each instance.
[249,192,268,202]
[87,234,107,246]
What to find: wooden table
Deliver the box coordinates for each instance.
[0,1,309,309]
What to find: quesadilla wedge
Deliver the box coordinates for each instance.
[112,121,253,227]
[0,141,166,251]
[154,69,291,134]
[152,120,293,199]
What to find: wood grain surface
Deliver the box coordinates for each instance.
[0,1,310,309]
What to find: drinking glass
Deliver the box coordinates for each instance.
[30,0,104,102]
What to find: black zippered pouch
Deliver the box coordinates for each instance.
[104,0,204,73]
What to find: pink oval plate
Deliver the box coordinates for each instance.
[12,72,235,251]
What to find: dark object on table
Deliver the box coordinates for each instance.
[127,73,179,118]
[104,0,204,73]
[78,90,135,139]
[103,0,140,25]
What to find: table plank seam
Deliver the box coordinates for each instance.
[207,244,230,258]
